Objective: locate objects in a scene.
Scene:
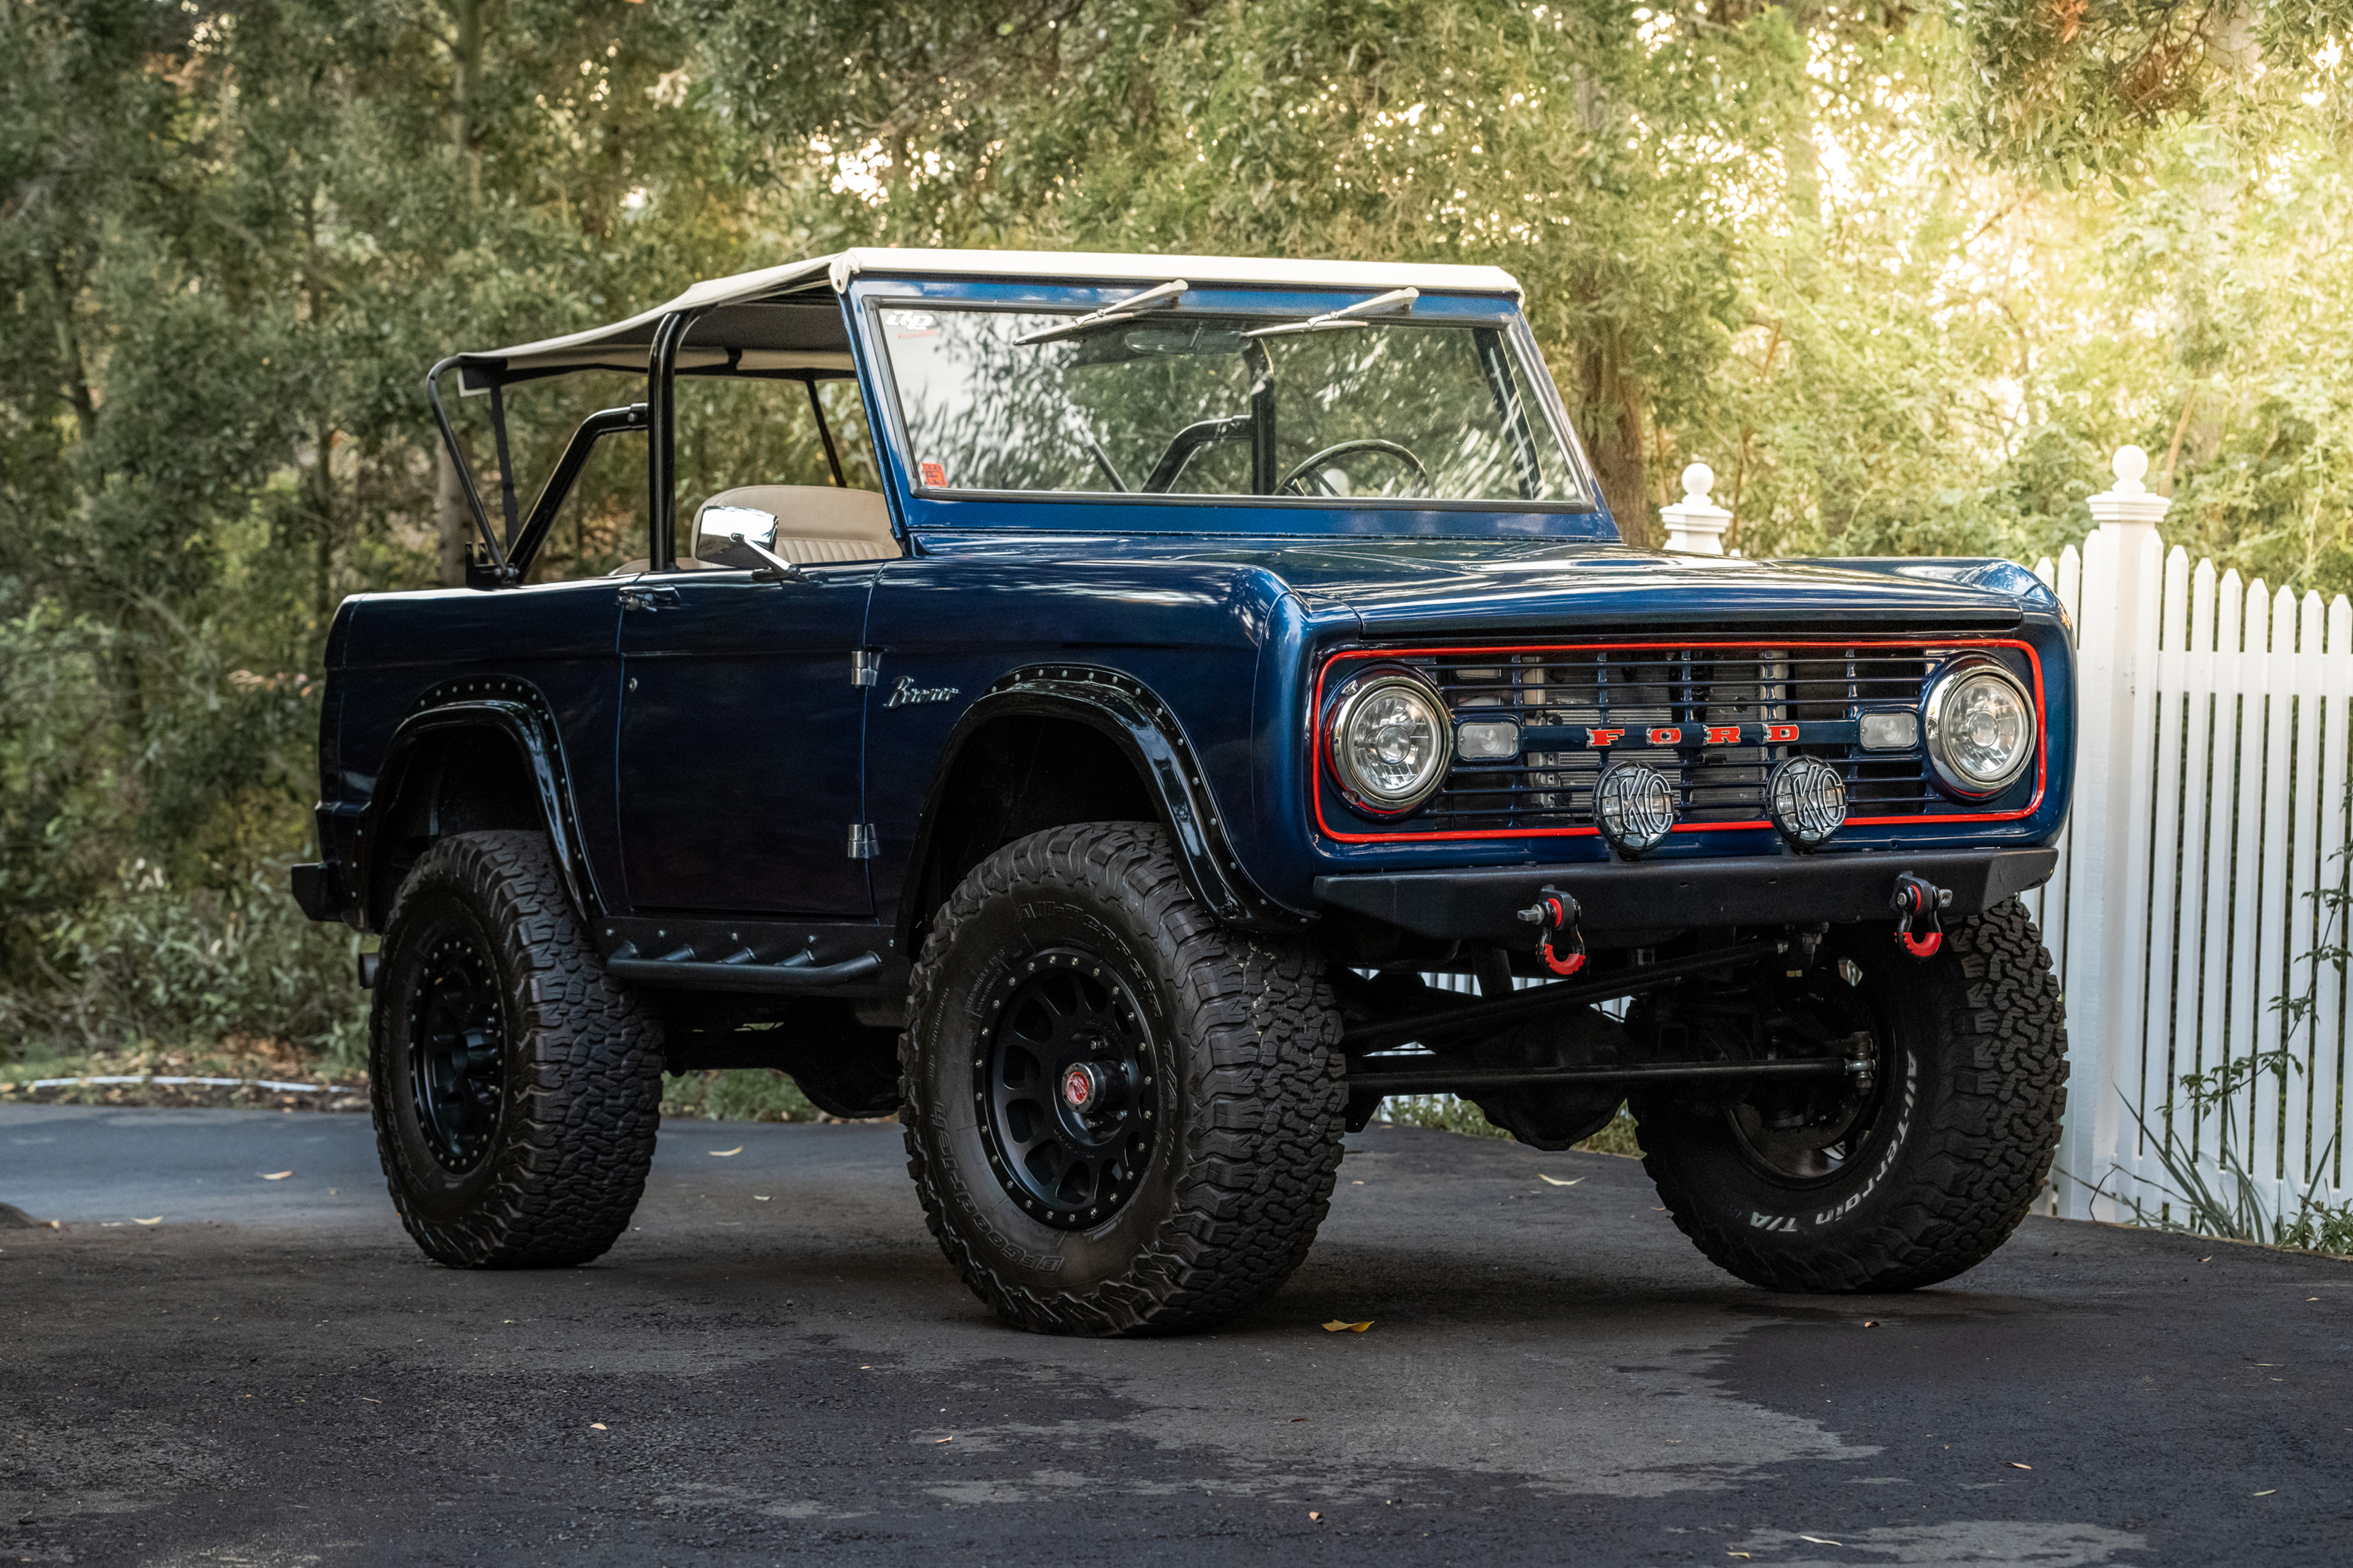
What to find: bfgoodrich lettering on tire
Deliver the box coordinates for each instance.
[901,823,1347,1336]
[1634,898,2067,1293]
[370,830,664,1269]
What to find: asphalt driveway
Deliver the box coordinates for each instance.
[2,1104,2346,1566]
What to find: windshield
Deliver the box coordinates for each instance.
[874,305,1589,505]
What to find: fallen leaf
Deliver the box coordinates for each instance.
[260,1171,293,1181]
[1308,1512,1322,1522]
[754,1195,772,1202]
[1729,1555,1752,1561]
[1797,1536,1843,1547]
[1538,1174,1583,1186]
[1322,1320,1373,1332]
[2201,1256,2213,1263]
[133,1217,162,1225]
[1289,1417,1308,1423]
[2009,1462,2032,1470]
[935,1436,952,1444]
[709,1146,743,1157]
[1863,1320,1878,1328]
[2253,1489,2277,1497]
[358,1397,380,1404]
[589,1423,607,1431]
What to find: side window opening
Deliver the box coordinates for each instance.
[670,370,897,572]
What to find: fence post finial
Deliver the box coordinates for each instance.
[1660,461,1732,554]
[2088,445,2171,529]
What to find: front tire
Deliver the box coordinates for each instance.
[1635,897,2068,1293]
[901,824,1346,1336]
[370,830,665,1268]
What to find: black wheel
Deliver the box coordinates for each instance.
[901,823,1347,1336]
[370,830,664,1268]
[1634,898,2068,1293]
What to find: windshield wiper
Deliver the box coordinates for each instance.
[1013,278,1191,346]
[1240,285,1420,339]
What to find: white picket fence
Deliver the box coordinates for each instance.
[2033,450,2353,1223]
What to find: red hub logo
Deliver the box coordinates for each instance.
[1061,1065,1096,1111]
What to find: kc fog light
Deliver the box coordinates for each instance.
[1767,755,1848,850]
[1455,720,1521,762]
[1327,669,1449,816]
[1925,660,2035,797]
[1593,761,1677,858]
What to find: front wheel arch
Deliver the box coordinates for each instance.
[894,667,1309,958]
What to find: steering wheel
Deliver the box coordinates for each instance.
[1277,438,1431,498]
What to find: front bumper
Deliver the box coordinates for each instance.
[1312,846,2057,943]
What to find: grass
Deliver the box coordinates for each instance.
[1380,1094,1645,1157]
[659,1069,830,1123]
[0,1039,363,1109]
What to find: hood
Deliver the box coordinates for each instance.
[910,533,2050,640]
[1261,541,2043,638]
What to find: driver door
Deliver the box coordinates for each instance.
[615,562,876,917]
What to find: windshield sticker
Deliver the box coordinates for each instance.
[891,311,939,338]
[919,460,948,488]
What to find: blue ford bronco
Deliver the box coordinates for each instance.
[291,249,2072,1334]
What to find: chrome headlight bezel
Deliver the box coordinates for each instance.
[1923,658,2037,799]
[1325,668,1450,817]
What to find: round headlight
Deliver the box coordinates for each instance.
[1925,660,2035,797]
[1328,670,1449,816]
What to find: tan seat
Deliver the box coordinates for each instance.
[694,485,897,565]
[609,485,897,575]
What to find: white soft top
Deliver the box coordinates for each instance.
[459,247,1526,382]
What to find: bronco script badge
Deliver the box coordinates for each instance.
[885,675,959,709]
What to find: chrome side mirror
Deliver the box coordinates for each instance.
[696,504,777,567]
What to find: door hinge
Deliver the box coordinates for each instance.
[846,823,879,859]
[852,650,880,687]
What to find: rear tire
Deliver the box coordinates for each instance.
[370,830,664,1268]
[901,823,1346,1336]
[1635,898,2067,1293]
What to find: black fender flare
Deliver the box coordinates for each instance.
[355,676,601,930]
[896,663,1312,952]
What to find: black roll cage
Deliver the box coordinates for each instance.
[426,307,862,586]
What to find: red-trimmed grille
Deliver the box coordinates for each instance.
[1371,645,1953,834]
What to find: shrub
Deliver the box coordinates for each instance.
[0,859,368,1072]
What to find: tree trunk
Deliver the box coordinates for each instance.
[436,445,470,587]
[1578,331,1654,548]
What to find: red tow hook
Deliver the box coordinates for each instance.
[1890,873,1950,960]
[1518,886,1587,977]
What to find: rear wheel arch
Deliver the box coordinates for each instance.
[361,683,597,932]
[894,667,1307,957]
